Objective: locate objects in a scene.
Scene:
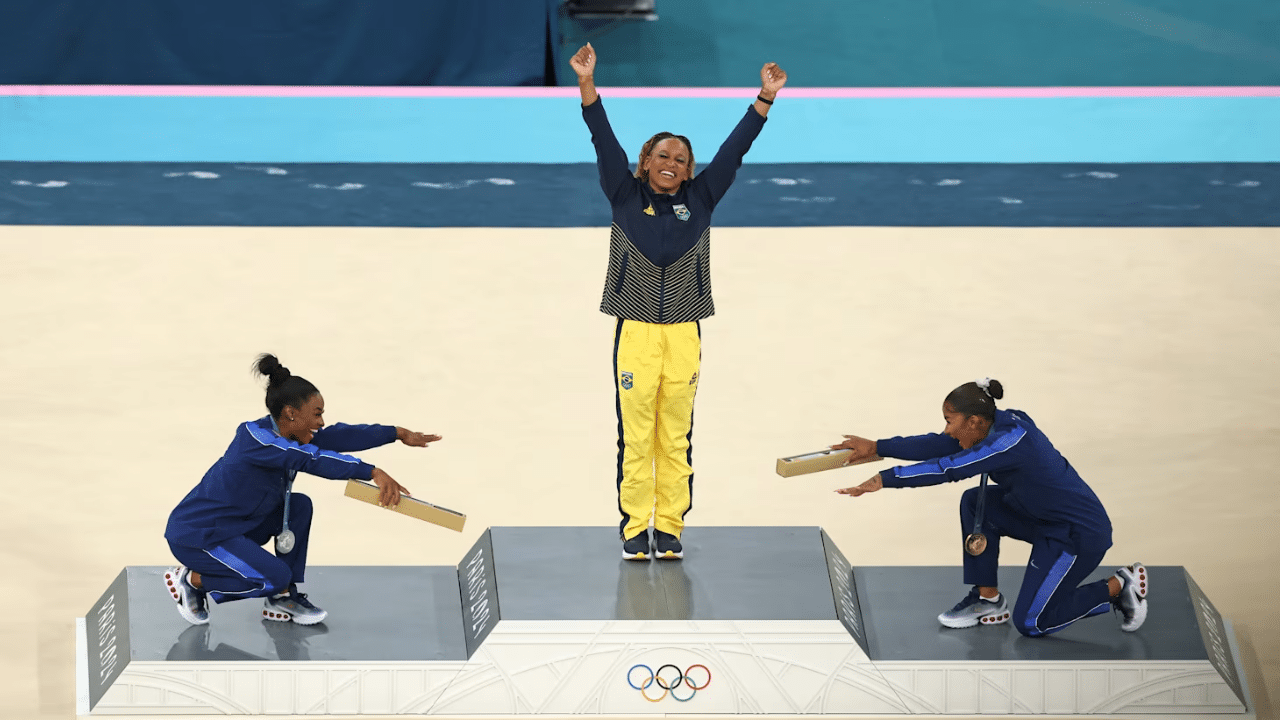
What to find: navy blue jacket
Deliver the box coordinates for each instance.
[165,417,396,548]
[584,98,766,324]
[583,97,766,267]
[876,409,1113,550]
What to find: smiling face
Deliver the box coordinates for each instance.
[641,137,692,194]
[942,401,992,450]
[278,392,325,445]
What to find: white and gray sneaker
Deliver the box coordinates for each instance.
[164,566,209,625]
[938,587,1011,628]
[263,587,328,625]
[1114,562,1148,632]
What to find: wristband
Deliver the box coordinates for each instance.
[756,93,774,105]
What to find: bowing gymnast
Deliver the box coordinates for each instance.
[831,379,1149,636]
[162,354,439,626]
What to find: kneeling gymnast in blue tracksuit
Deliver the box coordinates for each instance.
[832,379,1149,636]
[163,354,440,626]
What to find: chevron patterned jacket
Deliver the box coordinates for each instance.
[582,97,767,324]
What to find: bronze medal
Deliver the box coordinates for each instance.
[964,532,987,556]
[963,472,992,556]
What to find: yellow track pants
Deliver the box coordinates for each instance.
[613,318,701,541]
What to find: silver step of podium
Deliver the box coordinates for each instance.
[77,526,1252,716]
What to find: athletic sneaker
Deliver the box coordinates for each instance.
[622,529,651,561]
[1114,562,1149,632]
[653,530,684,560]
[262,586,328,625]
[164,566,209,625]
[938,587,1011,628]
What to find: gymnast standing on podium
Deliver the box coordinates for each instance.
[831,379,1150,637]
[570,42,787,561]
[162,354,439,626]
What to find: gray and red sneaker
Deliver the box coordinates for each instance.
[1114,562,1149,632]
[164,566,209,625]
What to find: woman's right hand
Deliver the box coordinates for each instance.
[570,43,597,80]
[830,435,879,464]
[370,467,410,508]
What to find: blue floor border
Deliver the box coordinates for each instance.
[2,162,1276,227]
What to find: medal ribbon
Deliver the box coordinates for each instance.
[972,472,989,536]
[281,476,293,537]
[269,416,297,553]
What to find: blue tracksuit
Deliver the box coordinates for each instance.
[877,409,1116,636]
[165,416,395,602]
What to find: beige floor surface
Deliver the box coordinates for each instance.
[0,226,1276,719]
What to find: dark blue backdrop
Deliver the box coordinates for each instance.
[2,162,1275,227]
[561,0,1280,87]
[1,0,563,86]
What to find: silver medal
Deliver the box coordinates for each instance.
[275,477,296,554]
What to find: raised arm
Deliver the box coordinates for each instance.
[694,62,788,207]
[571,43,633,203]
[753,62,786,118]
[570,42,599,107]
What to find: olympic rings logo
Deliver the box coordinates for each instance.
[627,663,712,702]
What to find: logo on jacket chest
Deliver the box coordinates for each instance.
[645,202,691,221]
[620,371,634,390]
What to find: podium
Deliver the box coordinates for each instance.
[78,526,1252,716]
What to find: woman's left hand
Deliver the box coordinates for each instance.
[760,62,788,97]
[836,475,883,497]
[397,427,442,447]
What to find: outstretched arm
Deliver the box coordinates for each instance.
[311,422,397,452]
[881,426,1028,489]
[875,433,963,461]
[241,422,376,480]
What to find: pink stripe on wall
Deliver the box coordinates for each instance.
[1,85,1279,98]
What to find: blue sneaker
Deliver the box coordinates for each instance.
[938,587,1010,628]
[263,586,327,625]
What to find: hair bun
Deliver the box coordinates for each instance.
[987,379,1005,400]
[253,353,291,385]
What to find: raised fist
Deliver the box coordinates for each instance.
[570,43,597,80]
